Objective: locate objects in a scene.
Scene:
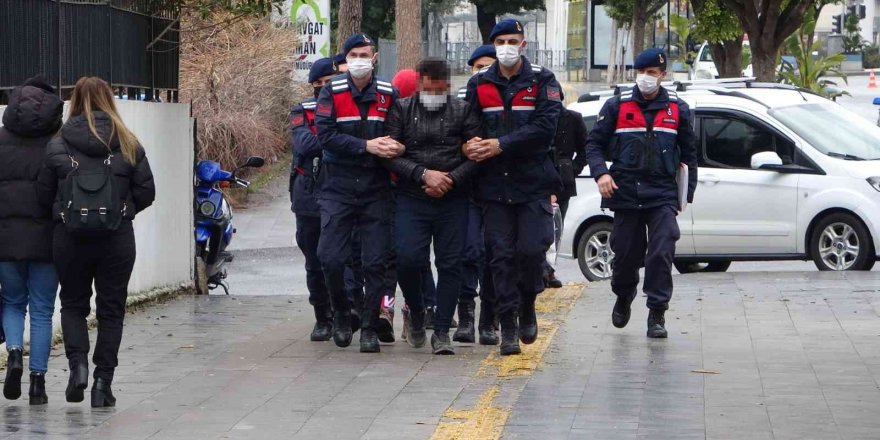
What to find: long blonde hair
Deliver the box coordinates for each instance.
[68,77,139,165]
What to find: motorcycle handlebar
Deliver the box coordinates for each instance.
[234,177,250,188]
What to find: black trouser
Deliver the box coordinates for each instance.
[483,200,554,316]
[610,206,680,311]
[295,215,330,308]
[461,200,483,303]
[54,222,136,382]
[318,198,391,331]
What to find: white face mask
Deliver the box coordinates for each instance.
[347,57,374,79]
[636,73,660,95]
[495,44,522,67]
[419,93,447,111]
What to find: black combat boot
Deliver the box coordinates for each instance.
[478,302,498,346]
[91,378,116,408]
[612,292,636,329]
[453,300,476,343]
[431,331,455,355]
[407,307,427,348]
[360,329,380,353]
[310,305,333,342]
[65,359,89,403]
[544,270,563,288]
[29,372,47,405]
[333,311,353,348]
[499,312,521,356]
[518,296,538,345]
[647,309,668,339]
[4,348,23,400]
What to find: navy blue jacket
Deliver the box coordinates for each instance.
[585,87,698,211]
[464,57,563,204]
[289,99,322,216]
[315,73,399,205]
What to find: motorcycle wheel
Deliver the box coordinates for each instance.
[194,254,210,295]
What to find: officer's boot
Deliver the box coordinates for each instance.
[407,307,427,349]
[453,299,476,343]
[310,305,333,342]
[332,311,353,348]
[499,311,521,356]
[518,295,538,345]
[360,328,381,353]
[478,302,498,346]
[647,309,668,339]
[612,291,636,329]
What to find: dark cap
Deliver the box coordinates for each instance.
[634,48,667,70]
[489,19,525,42]
[333,52,347,68]
[467,45,497,66]
[342,33,375,56]
[308,58,336,83]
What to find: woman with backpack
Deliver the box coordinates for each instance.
[0,77,63,405]
[38,76,155,408]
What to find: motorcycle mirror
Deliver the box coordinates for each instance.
[243,156,265,168]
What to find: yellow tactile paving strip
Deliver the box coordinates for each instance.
[430,283,586,440]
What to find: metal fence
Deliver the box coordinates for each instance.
[0,0,179,102]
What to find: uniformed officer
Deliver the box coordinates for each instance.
[289,58,338,342]
[464,20,563,356]
[315,34,402,352]
[585,48,698,338]
[454,44,499,346]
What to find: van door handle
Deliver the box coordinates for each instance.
[699,175,720,184]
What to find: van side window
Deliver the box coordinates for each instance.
[700,115,796,169]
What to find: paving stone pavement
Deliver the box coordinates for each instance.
[504,270,880,440]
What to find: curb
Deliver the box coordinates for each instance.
[0,284,192,369]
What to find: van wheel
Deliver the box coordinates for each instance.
[194,254,210,295]
[810,213,874,271]
[577,222,615,282]
[674,261,732,274]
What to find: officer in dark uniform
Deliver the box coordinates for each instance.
[315,34,402,353]
[464,19,563,356]
[289,58,338,342]
[585,48,698,338]
[454,44,499,346]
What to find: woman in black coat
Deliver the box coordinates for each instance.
[37,76,155,408]
[0,77,63,405]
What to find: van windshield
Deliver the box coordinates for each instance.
[769,103,880,160]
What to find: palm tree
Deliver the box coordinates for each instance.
[778,9,848,100]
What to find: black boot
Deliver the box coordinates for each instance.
[407,308,427,348]
[545,270,563,289]
[647,309,668,339]
[453,300,476,343]
[332,311,353,348]
[311,305,333,342]
[349,289,363,333]
[478,302,498,346]
[4,348,23,400]
[519,296,538,345]
[431,331,455,355]
[612,292,636,329]
[65,359,89,403]
[499,312,521,356]
[360,329,380,353]
[91,378,116,408]
[425,306,436,330]
[29,372,47,405]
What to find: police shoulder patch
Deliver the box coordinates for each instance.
[301,101,317,110]
[316,102,333,116]
[546,85,562,102]
[531,64,544,73]
[456,87,467,99]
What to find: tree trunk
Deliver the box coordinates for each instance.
[631,12,647,57]
[337,0,363,54]
[396,0,422,70]
[710,37,744,78]
[751,42,779,82]
[607,20,619,85]
[476,4,496,44]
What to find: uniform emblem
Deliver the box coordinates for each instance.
[658,53,665,64]
[667,107,672,116]
[380,95,386,104]
[516,22,522,32]
[364,36,371,44]
[317,102,332,116]
[291,114,304,126]
[527,86,533,93]
[546,86,561,101]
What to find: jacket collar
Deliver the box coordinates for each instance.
[481,56,536,87]
[632,86,670,111]
[347,73,378,102]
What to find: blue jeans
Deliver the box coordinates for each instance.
[394,194,468,333]
[0,262,59,373]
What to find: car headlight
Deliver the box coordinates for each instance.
[199,201,217,216]
[868,176,880,192]
[695,70,714,80]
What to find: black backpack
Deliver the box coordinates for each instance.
[59,146,123,236]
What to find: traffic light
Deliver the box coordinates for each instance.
[846,4,867,19]
[832,14,843,34]
[859,4,866,19]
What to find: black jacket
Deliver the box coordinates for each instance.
[38,112,156,224]
[0,85,63,261]
[552,109,589,199]
[586,87,697,211]
[384,94,481,200]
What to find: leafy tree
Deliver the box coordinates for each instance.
[469,0,545,44]
[720,0,815,81]
[843,13,866,54]
[691,0,744,78]
[778,9,848,99]
[630,0,667,56]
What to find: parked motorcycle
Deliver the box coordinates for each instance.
[193,156,265,295]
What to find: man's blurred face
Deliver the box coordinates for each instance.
[471,56,496,73]
[420,76,449,95]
